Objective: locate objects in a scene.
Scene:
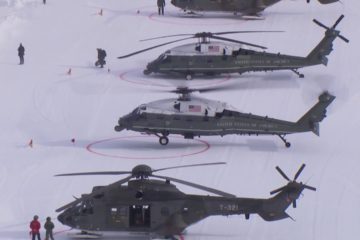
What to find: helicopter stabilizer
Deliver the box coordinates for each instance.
[296,91,335,136]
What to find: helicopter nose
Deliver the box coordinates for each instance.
[57,213,65,224]
[115,118,125,132]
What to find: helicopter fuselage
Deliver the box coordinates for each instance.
[170,0,338,15]
[144,41,322,79]
[115,92,334,147]
[57,178,303,237]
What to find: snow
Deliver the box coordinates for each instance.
[0,0,359,239]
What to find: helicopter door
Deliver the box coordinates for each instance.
[129,205,151,228]
[108,206,128,227]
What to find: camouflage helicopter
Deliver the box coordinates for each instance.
[118,15,348,80]
[170,0,338,17]
[114,85,335,147]
[56,163,316,239]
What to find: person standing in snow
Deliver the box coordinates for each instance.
[18,43,25,65]
[95,48,106,68]
[29,215,41,240]
[44,217,54,240]
[157,0,165,15]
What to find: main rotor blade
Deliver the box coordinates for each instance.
[140,31,284,41]
[153,162,226,173]
[55,175,133,212]
[140,34,193,41]
[55,171,132,177]
[153,174,236,198]
[275,166,291,181]
[270,185,287,195]
[166,83,245,95]
[210,35,267,49]
[118,37,194,59]
[214,30,284,35]
[293,164,306,181]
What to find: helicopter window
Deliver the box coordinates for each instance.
[81,200,94,215]
[157,54,165,61]
[132,107,140,115]
[129,205,151,228]
[195,44,201,52]
[173,102,180,111]
[162,55,171,63]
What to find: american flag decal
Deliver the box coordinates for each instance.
[208,45,220,52]
[189,105,201,112]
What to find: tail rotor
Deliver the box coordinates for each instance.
[313,14,349,43]
[270,164,316,208]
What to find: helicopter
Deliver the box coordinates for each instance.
[118,15,348,80]
[170,0,338,17]
[114,85,335,147]
[56,162,316,239]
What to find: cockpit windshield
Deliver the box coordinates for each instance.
[131,107,139,115]
[140,104,147,111]
[157,54,165,61]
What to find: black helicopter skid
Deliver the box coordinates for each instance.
[68,231,103,239]
[278,134,291,148]
[291,69,305,78]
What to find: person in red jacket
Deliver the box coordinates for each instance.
[30,215,41,240]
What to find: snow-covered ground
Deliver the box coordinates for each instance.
[0,0,359,239]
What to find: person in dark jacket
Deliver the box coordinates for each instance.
[95,48,107,68]
[44,217,54,240]
[18,43,25,65]
[29,215,41,240]
[157,0,165,15]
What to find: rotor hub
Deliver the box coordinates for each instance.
[132,165,153,179]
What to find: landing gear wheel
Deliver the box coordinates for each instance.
[278,135,291,148]
[291,69,304,78]
[143,69,151,75]
[159,136,169,145]
[186,74,192,80]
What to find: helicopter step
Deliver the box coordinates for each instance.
[68,231,103,239]
[278,134,291,148]
[291,69,305,78]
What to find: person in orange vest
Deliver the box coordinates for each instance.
[29,215,41,240]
